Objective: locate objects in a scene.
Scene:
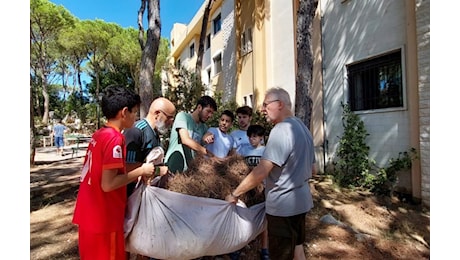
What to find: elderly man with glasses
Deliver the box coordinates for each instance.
[226,87,316,260]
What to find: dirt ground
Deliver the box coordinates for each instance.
[30,158,430,259]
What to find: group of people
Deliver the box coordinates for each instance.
[72,85,316,260]
[201,106,266,161]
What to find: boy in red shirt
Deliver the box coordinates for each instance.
[72,86,157,260]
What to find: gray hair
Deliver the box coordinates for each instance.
[265,87,292,110]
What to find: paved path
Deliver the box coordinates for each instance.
[34,143,88,164]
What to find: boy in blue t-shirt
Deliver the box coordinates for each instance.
[240,124,266,167]
[236,124,269,260]
[52,118,67,156]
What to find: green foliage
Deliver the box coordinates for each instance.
[252,110,273,138]
[163,65,205,113]
[371,148,418,196]
[31,0,172,129]
[86,64,136,96]
[64,91,91,124]
[333,102,373,188]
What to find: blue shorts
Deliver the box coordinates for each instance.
[54,136,64,148]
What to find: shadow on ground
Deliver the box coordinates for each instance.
[30,159,82,212]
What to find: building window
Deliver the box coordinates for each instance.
[207,67,212,83]
[206,34,211,50]
[243,94,254,107]
[189,43,195,58]
[213,53,222,75]
[240,27,253,56]
[246,28,253,52]
[347,49,403,111]
[213,14,221,35]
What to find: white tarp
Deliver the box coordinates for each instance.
[124,183,266,260]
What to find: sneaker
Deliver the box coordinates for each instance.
[260,248,269,260]
[228,250,241,260]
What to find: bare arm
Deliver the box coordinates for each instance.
[178,128,209,156]
[202,131,214,144]
[126,162,142,173]
[225,159,274,203]
[101,163,155,192]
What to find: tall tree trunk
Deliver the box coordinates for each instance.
[61,66,67,107]
[35,89,42,118]
[39,44,50,125]
[41,73,50,125]
[195,0,213,83]
[138,0,161,118]
[295,0,318,130]
[71,54,84,100]
[96,70,101,128]
[30,78,36,166]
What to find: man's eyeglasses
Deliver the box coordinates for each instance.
[158,110,175,120]
[262,99,280,108]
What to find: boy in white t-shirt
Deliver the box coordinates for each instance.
[202,110,236,158]
[230,106,253,154]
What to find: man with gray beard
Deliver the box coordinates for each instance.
[124,97,176,197]
[123,97,176,260]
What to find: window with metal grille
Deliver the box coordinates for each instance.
[347,49,403,111]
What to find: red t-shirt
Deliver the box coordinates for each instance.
[72,125,127,233]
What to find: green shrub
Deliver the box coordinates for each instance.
[371,148,418,196]
[333,102,374,188]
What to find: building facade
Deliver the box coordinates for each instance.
[319,0,429,205]
[167,0,430,206]
[168,0,235,98]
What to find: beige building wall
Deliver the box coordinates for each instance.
[235,0,259,107]
[235,0,303,108]
[168,0,226,95]
[235,0,325,171]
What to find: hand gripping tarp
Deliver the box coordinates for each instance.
[124,183,266,260]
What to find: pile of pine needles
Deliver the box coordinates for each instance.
[167,154,266,207]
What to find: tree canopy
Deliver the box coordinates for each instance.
[30,0,171,128]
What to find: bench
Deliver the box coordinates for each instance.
[39,136,53,147]
[69,136,92,158]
